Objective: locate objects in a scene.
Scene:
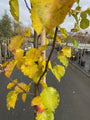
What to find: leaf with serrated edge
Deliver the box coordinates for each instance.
[40,87,60,111]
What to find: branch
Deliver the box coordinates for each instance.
[38,26,58,84]
[1,72,34,96]
[24,0,31,13]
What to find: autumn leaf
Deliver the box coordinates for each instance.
[15,82,31,93]
[56,36,62,46]
[61,46,71,57]
[22,93,27,103]
[31,96,45,113]
[14,48,24,60]
[53,65,65,82]
[24,28,31,37]
[30,0,74,32]
[9,36,24,54]
[5,60,17,78]
[7,91,18,110]
[9,0,19,22]
[40,87,60,111]
[7,79,17,89]
[36,110,54,120]
[31,8,43,35]
[58,53,69,67]
[39,45,48,51]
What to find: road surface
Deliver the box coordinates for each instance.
[0,48,90,120]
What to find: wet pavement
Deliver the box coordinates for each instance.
[0,46,90,120]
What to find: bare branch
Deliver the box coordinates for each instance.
[24,0,31,13]
[38,26,58,84]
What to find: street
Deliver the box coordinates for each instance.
[0,48,90,120]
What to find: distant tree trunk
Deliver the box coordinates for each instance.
[0,43,2,63]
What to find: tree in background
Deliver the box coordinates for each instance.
[0,11,13,38]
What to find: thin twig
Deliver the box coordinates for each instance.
[38,26,58,84]
[24,0,31,13]
[2,72,34,96]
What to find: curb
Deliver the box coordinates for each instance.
[69,61,90,77]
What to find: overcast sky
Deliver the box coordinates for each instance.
[0,0,90,33]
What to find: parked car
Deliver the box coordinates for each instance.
[23,43,34,56]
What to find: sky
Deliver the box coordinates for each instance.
[0,0,90,33]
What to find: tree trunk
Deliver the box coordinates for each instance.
[34,30,39,120]
[41,28,46,83]
[0,43,2,64]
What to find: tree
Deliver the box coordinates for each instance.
[0,12,13,38]
[0,0,90,120]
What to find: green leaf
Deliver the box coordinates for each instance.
[40,87,60,111]
[9,0,19,22]
[85,8,90,16]
[76,0,80,4]
[80,18,89,29]
[72,14,78,24]
[36,110,54,120]
[69,36,78,48]
[59,27,67,42]
[53,65,65,82]
[58,53,69,67]
[7,91,18,110]
[81,12,87,19]
[30,0,75,32]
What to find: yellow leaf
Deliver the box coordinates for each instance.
[61,46,71,57]
[58,53,69,67]
[3,61,8,67]
[56,36,62,46]
[53,65,65,82]
[30,0,74,32]
[14,48,24,60]
[31,96,42,106]
[31,8,43,35]
[26,48,41,61]
[9,36,24,54]
[15,82,31,93]
[45,38,49,45]
[24,28,31,37]
[7,79,17,89]
[5,60,17,78]
[9,0,19,22]
[22,93,27,103]
[40,82,47,89]
[7,91,18,110]
[39,45,47,51]
[48,61,53,72]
